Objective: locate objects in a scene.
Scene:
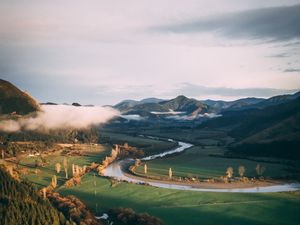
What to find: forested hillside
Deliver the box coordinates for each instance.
[0,166,68,225]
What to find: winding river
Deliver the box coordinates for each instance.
[104,136,300,193]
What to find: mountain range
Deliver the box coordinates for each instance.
[114,91,300,118]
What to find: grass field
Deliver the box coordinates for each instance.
[19,143,111,188]
[103,126,234,146]
[134,146,290,179]
[59,173,300,225]
[100,131,177,155]
[15,129,300,225]
[17,134,177,189]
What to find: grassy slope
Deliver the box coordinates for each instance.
[59,174,300,225]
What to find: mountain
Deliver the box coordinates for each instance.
[114,100,140,111]
[72,102,81,107]
[202,97,264,112]
[140,97,165,104]
[114,98,165,112]
[200,96,300,158]
[225,91,300,112]
[116,95,209,117]
[0,79,40,115]
[160,95,208,114]
[247,91,300,109]
[40,102,58,105]
[201,91,300,113]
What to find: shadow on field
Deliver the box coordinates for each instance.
[57,183,300,225]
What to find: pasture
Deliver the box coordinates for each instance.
[59,173,300,225]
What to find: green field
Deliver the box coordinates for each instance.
[135,146,290,179]
[59,173,300,225]
[19,144,111,188]
[17,133,177,189]
[100,131,178,155]
[15,130,300,225]
[103,126,234,146]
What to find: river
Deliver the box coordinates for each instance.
[103,136,300,193]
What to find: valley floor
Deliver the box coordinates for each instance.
[6,129,300,225]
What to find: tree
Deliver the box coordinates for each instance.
[75,165,80,176]
[124,142,129,149]
[35,168,40,175]
[63,157,68,179]
[72,164,75,176]
[51,175,57,188]
[15,153,21,169]
[238,165,245,177]
[144,163,147,175]
[42,187,47,199]
[55,163,61,174]
[226,167,233,178]
[169,168,172,179]
[35,159,39,168]
[256,164,265,176]
[6,165,13,177]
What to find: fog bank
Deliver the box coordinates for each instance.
[0,105,120,132]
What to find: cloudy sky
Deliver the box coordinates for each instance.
[1,0,300,105]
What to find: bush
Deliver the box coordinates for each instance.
[108,207,163,225]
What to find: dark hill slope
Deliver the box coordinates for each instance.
[0,79,40,115]
[199,97,300,158]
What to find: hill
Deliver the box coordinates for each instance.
[0,79,40,115]
[115,95,209,117]
[114,98,165,112]
[201,91,300,113]
[202,97,264,112]
[247,91,300,109]
[199,97,300,158]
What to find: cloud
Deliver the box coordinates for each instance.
[268,53,289,58]
[168,83,299,99]
[119,114,145,121]
[0,105,120,132]
[284,68,300,73]
[152,4,300,42]
[1,1,300,105]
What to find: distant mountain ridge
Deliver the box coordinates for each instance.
[114,97,165,112]
[0,79,40,115]
[199,96,300,158]
[114,91,300,118]
[201,91,300,112]
[201,97,265,112]
[114,95,209,117]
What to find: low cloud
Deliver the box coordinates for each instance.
[119,114,145,121]
[0,105,119,132]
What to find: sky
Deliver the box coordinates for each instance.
[1,0,300,105]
